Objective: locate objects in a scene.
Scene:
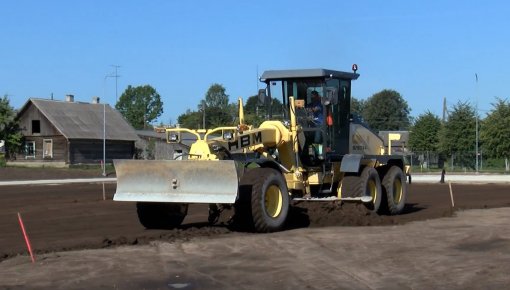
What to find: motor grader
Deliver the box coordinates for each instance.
[114,67,408,232]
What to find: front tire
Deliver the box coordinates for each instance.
[136,202,188,229]
[237,168,289,232]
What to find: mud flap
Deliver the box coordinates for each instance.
[113,159,239,204]
[340,154,362,173]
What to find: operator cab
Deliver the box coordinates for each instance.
[259,68,359,165]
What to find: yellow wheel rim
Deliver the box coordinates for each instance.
[367,179,377,204]
[393,178,402,203]
[265,185,283,218]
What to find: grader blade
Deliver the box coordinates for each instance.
[113,159,239,204]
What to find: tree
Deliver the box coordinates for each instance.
[244,95,260,114]
[115,85,163,129]
[177,84,234,129]
[362,89,411,132]
[244,95,283,115]
[200,84,232,128]
[242,95,286,126]
[177,109,203,129]
[243,95,264,126]
[439,101,477,169]
[0,95,22,159]
[207,106,234,128]
[204,83,229,109]
[351,97,366,117]
[409,111,441,151]
[480,98,510,171]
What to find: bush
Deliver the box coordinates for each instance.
[0,154,5,167]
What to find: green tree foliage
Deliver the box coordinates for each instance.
[242,95,263,126]
[204,83,229,109]
[362,89,411,132]
[203,83,234,128]
[0,95,22,159]
[177,109,203,129]
[178,84,235,129]
[115,85,163,129]
[439,101,477,168]
[409,111,441,151]
[480,98,510,170]
[351,97,366,117]
[244,95,260,114]
[207,106,234,128]
[243,95,283,126]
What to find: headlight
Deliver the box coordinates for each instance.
[223,132,233,141]
[169,134,179,142]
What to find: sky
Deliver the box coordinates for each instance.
[1,1,510,125]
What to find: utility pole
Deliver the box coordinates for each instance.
[103,102,106,176]
[442,97,447,123]
[202,100,206,129]
[110,65,121,102]
[102,75,110,177]
[475,73,479,173]
[101,65,120,176]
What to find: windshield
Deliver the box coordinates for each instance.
[268,79,326,119]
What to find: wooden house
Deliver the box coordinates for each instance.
[15,96,139,165]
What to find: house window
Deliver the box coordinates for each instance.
[43,139,53,158]
[25,141,35,159]
[32,120,41,134]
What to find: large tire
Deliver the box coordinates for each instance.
[339,167,382,212]
[338,174,360,198]
[382,166,407,215]
[136,202,188,229]
[236,168,289,232]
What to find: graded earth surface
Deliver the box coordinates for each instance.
[0,167,509,289]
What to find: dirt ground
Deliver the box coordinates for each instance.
[0,166,110,181]
[1,167,510,289]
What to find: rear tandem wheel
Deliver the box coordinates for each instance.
[339,167,382,212]
[382,166,407,214]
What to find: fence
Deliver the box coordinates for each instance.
[409,151,509,173]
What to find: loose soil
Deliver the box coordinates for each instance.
[0,166,110,181]
[1,177,509,261]
[1,167,510,289]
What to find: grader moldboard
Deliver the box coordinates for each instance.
[114,67,409,232]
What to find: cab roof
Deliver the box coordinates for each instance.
[260,68,359,81]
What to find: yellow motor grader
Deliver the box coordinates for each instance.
[114,67,408,232]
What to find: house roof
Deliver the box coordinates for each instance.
[19,98,139,141]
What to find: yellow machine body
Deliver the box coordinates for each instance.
[113,68,410,232]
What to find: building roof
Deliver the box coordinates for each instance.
[18,98,139,141]
[260,68,359,81]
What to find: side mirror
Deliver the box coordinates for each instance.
[258,89,267,106]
